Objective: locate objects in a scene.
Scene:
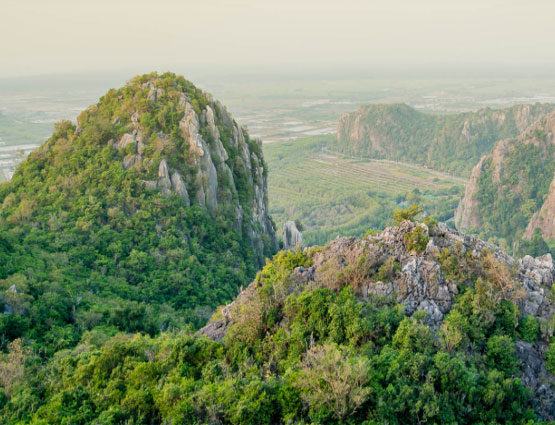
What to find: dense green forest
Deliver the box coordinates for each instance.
[2,217,555,424]
[0,73,276,358]
[335,103,555,176]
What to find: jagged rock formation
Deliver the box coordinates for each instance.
[200,220,555,418]
[455,112,555,247]
[102,74,278,264]
[203,220,555,336]
[282,220,303,250]
[453,156,485,230]
[335,103,555,176]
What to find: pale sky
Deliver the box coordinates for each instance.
[2,0,555,78]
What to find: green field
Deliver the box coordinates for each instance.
[0,113,51,145]
[265,134,466,245]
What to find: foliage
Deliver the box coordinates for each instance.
[517,229,552,258]
[391,203,423,225]
[547,340,555,375]
[473,137,555,257]
[0,72,274,356]
[293,343,371,420]
[376,257,401,282]
[404,224,430,253]
[0,246,542,424]
[519,316,540,343]
[0,339,27,397]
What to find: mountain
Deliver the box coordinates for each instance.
[455,112,555,253]
[5,217,555,424]
[0,72,277,354]
[334,103,555,176]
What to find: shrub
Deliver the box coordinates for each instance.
[405,225,430,254]
[519,316,539,343]
[486,335,519,375]
[390,204,423,225]
[546,339,555,374]
[293,343,371,420]
[376,257,401,281]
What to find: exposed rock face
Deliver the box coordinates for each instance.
[171,171,190,206]
[283,220,303,250]
[203,220,555,336]
[524,173,555,240]
[515,341,555,420]
[455,112,555,246]
[335,103,555,176]
[157,159,172,196]
[199,220,555,419]
[454,156,485,230]
[113,76,277,265]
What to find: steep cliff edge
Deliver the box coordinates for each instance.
[335,103,555,176]
[455,112,555,250]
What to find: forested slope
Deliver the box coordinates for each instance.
[455,112,555,255]
[4,216,555,424]
[0,72,277,357]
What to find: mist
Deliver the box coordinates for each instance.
[2,0,555,79]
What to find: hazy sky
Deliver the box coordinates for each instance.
[2,0,555,79]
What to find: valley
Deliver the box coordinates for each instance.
[265,134,464,245]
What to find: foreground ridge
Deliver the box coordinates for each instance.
[202,220,555,419]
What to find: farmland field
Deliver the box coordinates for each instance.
[265,134,466,245]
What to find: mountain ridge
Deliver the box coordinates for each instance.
[335,102,555,176]
[200,219,555,420]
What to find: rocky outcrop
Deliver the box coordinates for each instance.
[283,220,303,250]
[335,103,555,176]
[515,340,555,419]
[524,173,555,240]
[199,220,555,418]
[454,156,485,230]
[202,220,555,336]
[112,75,277,265]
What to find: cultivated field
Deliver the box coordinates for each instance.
[265,135,466,245]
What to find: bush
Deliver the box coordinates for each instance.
[519,316,539,343]
[546,340,555,374]
[405,225,430,254]
[376,257,401,281]
[390,204,423,225]
[486,335,519,375]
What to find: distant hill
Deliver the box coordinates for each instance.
[455,112,555,254]
[0,72,277,355]
[334,103,555,176]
